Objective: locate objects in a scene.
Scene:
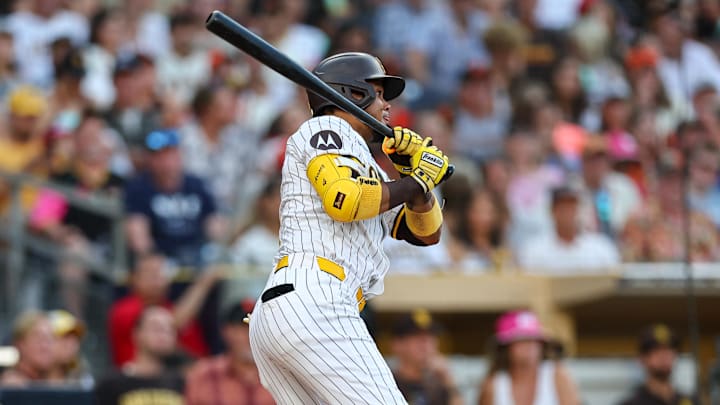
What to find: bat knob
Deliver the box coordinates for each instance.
[440,164,454,184]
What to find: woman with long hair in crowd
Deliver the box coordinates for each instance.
[478,310,581,405]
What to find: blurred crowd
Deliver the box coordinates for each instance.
[2,0,720,403]
[0,305,705,405]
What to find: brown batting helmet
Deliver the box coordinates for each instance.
[307,52,405,117]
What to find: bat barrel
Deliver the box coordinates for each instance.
[205,10,453,182]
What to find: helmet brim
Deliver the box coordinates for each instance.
[367,75,405,101]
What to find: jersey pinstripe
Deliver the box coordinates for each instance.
[277,115,402,301]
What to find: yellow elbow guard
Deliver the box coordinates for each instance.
[405,198,443,237]
[307,154,382,222]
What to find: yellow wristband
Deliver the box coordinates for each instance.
[405,198,443,237]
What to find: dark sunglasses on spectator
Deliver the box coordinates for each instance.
[145,130,179,151]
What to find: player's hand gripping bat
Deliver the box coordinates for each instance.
[205,10,454,183]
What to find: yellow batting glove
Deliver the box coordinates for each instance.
[409,138,450,193]
[383,127,426,177]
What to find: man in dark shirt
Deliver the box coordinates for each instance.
[96,306,185,405]
[619,324,698,405]
[391,309,462,405]
[124,128,225,268]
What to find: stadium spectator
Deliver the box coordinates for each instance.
[156,11,211,109]
[650,1,720,119]
[102,52,162,170]
[4,0,88,88]
[252,0,329,114]
[47,309,93,387]
[426,0,492,105]
[120,0,171,59]
[43,45,90,174]
[516,185,621,273]
[327,18,373,56]
[482,19,528,96]
[0,85,48,213]
[505,129,565,249]
[0,310,55,386]
[224,174,283,304]
[391,309,462,405]
[618,324,698,405]
[29,111,125,314]
[185,300,275,405]
[569,6,630,130]
[621,158,720,262]
[124,129,225,268]
[81,7,128,109]
[624,44,676,141]
[452,66,512,163]
[576,136,642,239]
[478,310,580,405]
[228,174,281,272]
[0,29,18,102]
[108,252,222,366]
[447,187,512,271]
[372,0,446,96]
[511,0,570,83]
[687,143,720,227]
[179,83,257,216]
[96,306,185,405]
[549,56,591,128]
[691,83,720,146]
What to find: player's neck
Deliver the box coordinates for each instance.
[332,112,373,143]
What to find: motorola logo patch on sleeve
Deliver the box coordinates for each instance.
[310,130,343,150]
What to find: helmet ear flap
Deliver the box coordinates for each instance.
[309,80,375,117]
[335,80,375,109]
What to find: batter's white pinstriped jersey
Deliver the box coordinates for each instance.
[277,115,402,302]
[249,114,409,405]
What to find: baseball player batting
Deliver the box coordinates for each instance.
[248,52,452,405]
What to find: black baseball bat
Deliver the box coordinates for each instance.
[205,10,453,180]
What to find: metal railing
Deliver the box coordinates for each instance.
[0,170,127,318]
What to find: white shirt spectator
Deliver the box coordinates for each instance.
[657,40,720,118]
[126,12,171,58]
[6,9,88,87]
[156,50,211,107]
[517,232,620,274]
[81,44,116,109]
[534,0,583,30]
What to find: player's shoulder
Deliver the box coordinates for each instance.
[290,115,358,152]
